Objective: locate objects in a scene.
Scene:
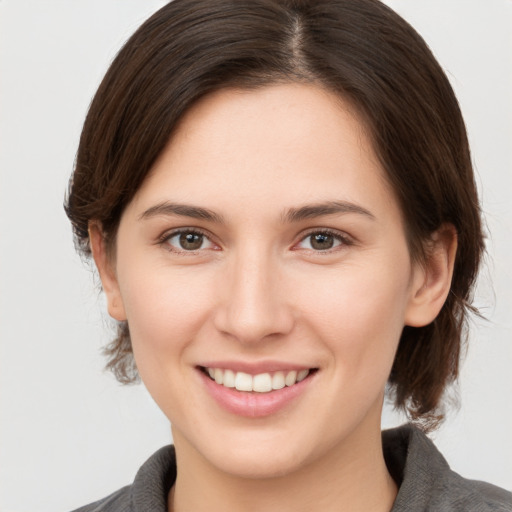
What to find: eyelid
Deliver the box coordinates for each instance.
[292,228,354,251]
[155,226,353,253]
[157,227,220,253]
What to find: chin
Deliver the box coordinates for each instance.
[175,422,316,480]
[209,443,308,480]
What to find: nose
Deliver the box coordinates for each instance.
[213,248,295,344]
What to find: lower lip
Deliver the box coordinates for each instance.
[199,370,315,418]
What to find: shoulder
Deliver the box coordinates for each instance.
[469,480,512,511]
[384,425,511,512]
[70,486,132,512]
[69,445,176,512]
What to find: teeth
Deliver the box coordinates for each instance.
[223,369,236,388]
[235,372,253,392]
[272,371,285,390]
[285,370,297,386]
[297,369,309,382]
[253,373,272,392]
[206,368,311,392]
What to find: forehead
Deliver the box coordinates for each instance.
[128,83,399,224]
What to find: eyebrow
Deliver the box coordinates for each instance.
[139,200,374,225]
[138,202,225,224]
[282,201,375,223]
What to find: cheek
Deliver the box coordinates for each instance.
[116,264,213,366]
[118,268,218,417]
[296,260,412,377]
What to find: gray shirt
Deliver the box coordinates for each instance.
[72,424,511,511]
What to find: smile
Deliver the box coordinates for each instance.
[204,367,311,393]
[198,364,318,417]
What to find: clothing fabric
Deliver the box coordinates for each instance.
[71,424,511,511]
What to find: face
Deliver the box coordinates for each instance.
[98,84,432,479]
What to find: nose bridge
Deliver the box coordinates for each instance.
[214,243,293,343]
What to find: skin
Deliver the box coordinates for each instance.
[90,83,456,512]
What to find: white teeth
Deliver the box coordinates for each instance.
[253,373,272,392]
[235,372,253,391]
[223,369,236,388]
[297,369,309,382]
[206,368,311,392]
[272,371,285,390]
[285,370,297,386]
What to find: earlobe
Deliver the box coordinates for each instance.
[405,224,458,327]
[88,222,127,322]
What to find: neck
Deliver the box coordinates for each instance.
[169,419,397,512]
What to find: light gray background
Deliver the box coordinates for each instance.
[0,1,511,511]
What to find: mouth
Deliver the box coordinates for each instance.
[200,366,317,393]
[198,364,318,417]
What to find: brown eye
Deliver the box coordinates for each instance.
[296,231,346,251]
[310,233,334,250]
[166,231,214,251]
[179,233,204,250]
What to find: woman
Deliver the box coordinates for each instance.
[64,0,511,510]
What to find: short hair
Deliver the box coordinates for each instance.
[65,0,484,427]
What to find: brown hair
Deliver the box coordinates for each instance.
[65,0,484,427]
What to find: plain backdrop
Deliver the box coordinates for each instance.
[0,1,511,511]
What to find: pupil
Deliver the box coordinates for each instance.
[180,233,203,250]
[311,233,333,250]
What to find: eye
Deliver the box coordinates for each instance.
[295,230,350,251]
[164,230,216,252]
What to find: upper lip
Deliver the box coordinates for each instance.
[198,360,316,375]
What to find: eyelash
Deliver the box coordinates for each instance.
[157,228,353,254]
[158,228,217,253]
[294,229,353,253]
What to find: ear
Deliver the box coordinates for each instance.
[405,224,458,327]
[88,222,127,322]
